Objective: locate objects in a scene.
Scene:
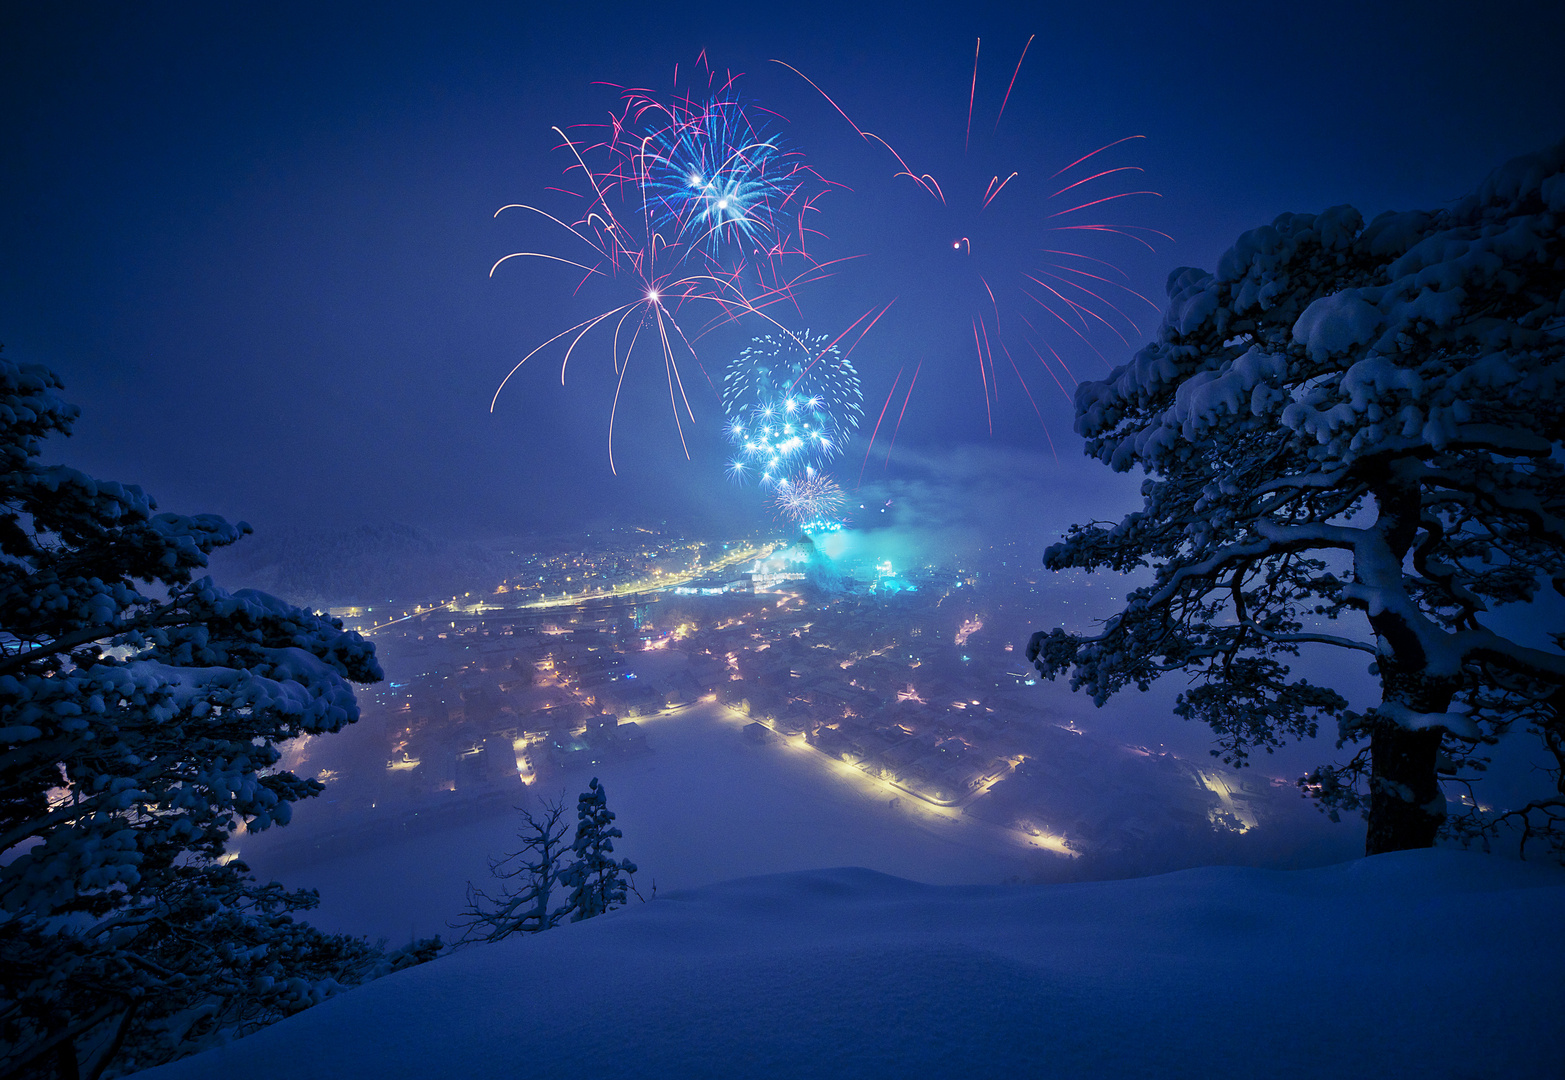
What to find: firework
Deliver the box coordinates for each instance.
[772,469,845,525]
[489,64,834,473]
[631,96,811,261]
[722,330,863,485]
[775,41,1166,459]
[602,58,838,298]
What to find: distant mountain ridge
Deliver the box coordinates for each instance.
[207,522,516,609]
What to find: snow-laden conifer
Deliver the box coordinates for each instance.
[560,778,638,921]
[1029,141,1565,855]
[0,354,436,1078]
[454,779,642,943]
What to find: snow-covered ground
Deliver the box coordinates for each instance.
[236,702,1048,943]
[136,849,1563,1079]
[236,698,1360,945]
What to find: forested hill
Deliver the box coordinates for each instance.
[207,522,517,609]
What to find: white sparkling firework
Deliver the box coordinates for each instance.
[722,331,863,486]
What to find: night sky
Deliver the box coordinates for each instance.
[4,0,1562,540]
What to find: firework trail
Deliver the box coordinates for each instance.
[632,96,812,262]
[773,40,1168,459]
[489,61,837,473]
[722,330,863,486]
[593,57,844,308]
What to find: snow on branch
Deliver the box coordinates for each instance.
[1031,139,1565,853]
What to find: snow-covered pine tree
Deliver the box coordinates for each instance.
[1028,141,1565,855]
[560,778,637,921]
[451,796,573,943]
[0,355,431,1078]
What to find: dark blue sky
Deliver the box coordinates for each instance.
[3,0,1561,538]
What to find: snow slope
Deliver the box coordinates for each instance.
[136,850,1563,1080]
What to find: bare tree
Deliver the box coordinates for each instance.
[454,778,643,945]
[451,797,573,944]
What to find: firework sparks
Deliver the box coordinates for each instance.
[772,469,846,524]
[631,95,813,261]
[595,58,839,301]
[775,39,1167,456]
[722,331,863,486]
[489,61,836,474]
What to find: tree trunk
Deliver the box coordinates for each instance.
[54,1034,81,1080]
[1366,719,1445,854]
[84,1002,140,1080]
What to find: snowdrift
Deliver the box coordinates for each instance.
[137,850,1563,1079]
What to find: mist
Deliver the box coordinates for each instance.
[222,503,1370,947]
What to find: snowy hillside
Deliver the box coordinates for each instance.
[137,850,1563,1079]
[205,522,516,609]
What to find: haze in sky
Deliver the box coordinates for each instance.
[3,0,1562,538]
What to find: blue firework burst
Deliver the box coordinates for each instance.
[722,331,863,486]
[638,98,808,258]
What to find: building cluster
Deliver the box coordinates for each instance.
[346,549,1034,812]
[681,585,1030,806]
[327,525,755,631]
[491,528,712,604]
[290,530,1280,867]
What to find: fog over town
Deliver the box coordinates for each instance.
[217,515,1361,943]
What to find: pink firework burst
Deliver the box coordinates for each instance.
[490,58,843,474]
[775,39,1169,467]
